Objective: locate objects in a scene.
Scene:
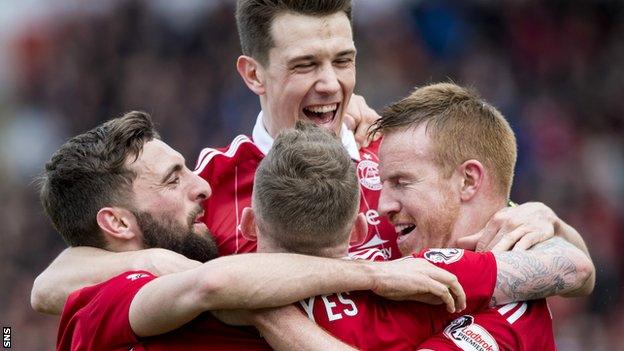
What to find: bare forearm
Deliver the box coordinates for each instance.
[31,247,138,314]
[254,306,358,351]
[197,253,375,310]
[130,253,375,337]
[491,237,594,306]
[554,219,595,296]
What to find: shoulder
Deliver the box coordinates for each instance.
[66,271,156,311]
[194,135,262,175]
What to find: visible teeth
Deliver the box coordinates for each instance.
[305,104,337,113]
[394,224,415,234]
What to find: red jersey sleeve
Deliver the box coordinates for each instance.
[57,271,156,351]
[413,249,497,314]
[416,299,556,351]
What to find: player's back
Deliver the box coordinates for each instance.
[296,248,498,350]
[194,136,401,258]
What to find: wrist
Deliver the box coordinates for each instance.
[357,260,380,292]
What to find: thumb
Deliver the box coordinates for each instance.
[456,232,481,250]
[343,113,357,132]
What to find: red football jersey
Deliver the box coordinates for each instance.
[416,299,556,351]
[57,271,271,351]
[194,134,400,259]
[297,249,497,351]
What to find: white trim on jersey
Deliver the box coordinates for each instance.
[193,135,253,174]
[496,302,528,325]
[252,111,362,161]
[348,248,387,261]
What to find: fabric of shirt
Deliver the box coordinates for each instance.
[57,271,271,351]
[416,299,556,351]
[194,114,400,259]
[297,249,497,351]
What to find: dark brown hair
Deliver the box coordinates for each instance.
[371,82,517,197]
[236,0,352,65]
[253,122,359,255]
[39,111,159,247]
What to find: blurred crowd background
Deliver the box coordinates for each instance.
[0,0,622,349]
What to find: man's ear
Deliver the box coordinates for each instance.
[240,207,258,241]
[236,55,265,96]
[349,213,368,247]
[96,207,139,241]
[458,159,484,202]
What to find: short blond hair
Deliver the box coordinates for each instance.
[253,122,359,255]
[372,83,517,197]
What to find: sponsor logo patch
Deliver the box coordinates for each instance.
[423,248,464,264]
[357,159,382,191]
[443,315,499,351]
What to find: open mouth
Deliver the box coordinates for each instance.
[394,224,416,238]
[302,103,339,126]
[190,209,205,225]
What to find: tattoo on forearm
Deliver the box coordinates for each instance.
[492,237,579,305]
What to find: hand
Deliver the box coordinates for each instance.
[456,202,558,252]
[343,94,382,148]
[370,257,466,313]
[211,309,254,326]
[134,248,202,275]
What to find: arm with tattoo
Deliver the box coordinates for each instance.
[491,237,594,306]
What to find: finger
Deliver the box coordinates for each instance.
[456,232,481,250]
[512,232,543,251]
[490,226,533,252]
[422,279,455,313]
[448,278,466,312]
[475,222,502,252]
[428,269,465,312]
[482,228,511,252]
[343,113,357,132]
[371,129,382,141]
[354,122,369,148]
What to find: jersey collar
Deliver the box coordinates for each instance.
[252,111,361,161]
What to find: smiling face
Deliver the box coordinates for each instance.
[127,139,218,262]
[258,11,356,137]
[378,125,462,256]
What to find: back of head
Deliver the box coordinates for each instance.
[39,111,159,248]
[236,0,352,65]
[253,122,359,255]
[372,82,517,197]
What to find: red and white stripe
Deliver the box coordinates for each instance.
[348,248,387,262]
[496,302,528,324]
[193,135,253,174]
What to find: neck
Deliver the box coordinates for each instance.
[105,237,144,253]
[451,194,508,241]
[256,236,349,259]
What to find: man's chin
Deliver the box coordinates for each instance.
[397,235,422,257]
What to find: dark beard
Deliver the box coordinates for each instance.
[134,211,219,263]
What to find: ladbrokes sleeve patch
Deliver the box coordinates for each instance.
[443,315,500,351]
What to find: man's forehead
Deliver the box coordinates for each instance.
[379,129,431,171]
[127,139,183,174]
[270,12,354,56]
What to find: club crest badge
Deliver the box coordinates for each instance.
[423,248,464,264]
[357,158,382,191]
